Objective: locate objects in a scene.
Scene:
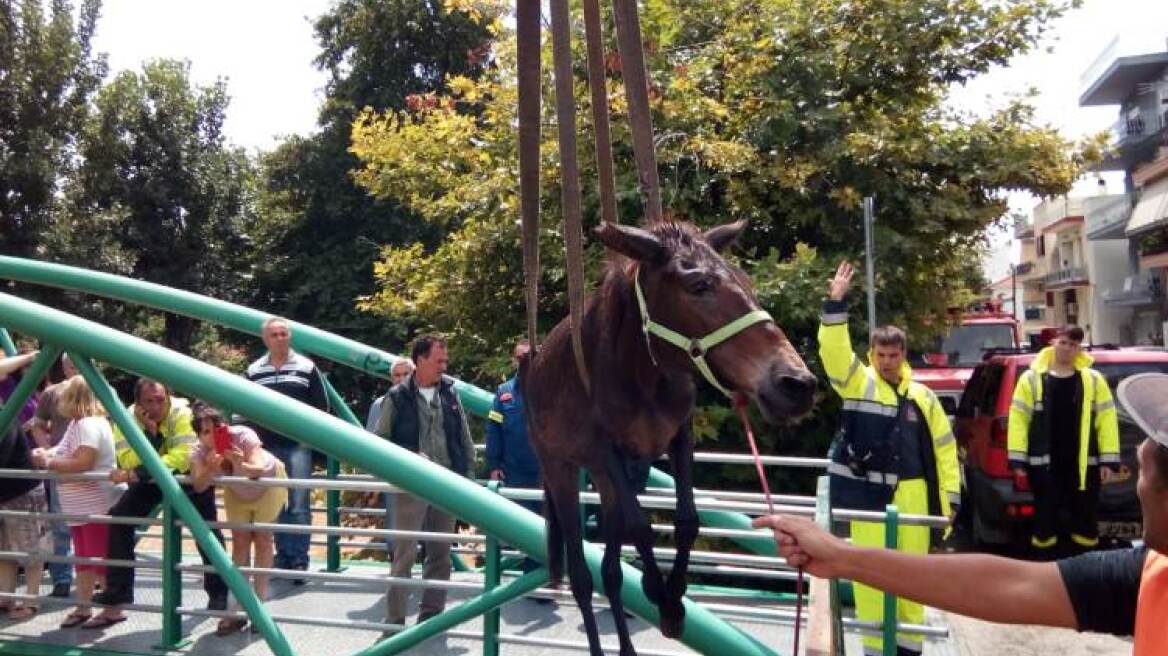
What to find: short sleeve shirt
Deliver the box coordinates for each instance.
[190,425,277,501]
[1057,546,1145,636]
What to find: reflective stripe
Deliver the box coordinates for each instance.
[1100,453,1121,464]
[1087,456,1099,465]
[863,648,882,656]
[863,377,877,402]
[1011,398,1032,415]
[487,410,504,423]
[1094,399,1115,413]
[1032,534,1058,549]
[934,431,955,448]
[897,636,924,651]
[821,311,848,325]
[1028,455,1051,466]
[1034,402,1044,412]
[827,462,899,486]
[842,399,898,418]
[171,433,197,445]
[1071,533,1099,547]
[948,491,962,506]
[841,357,861,387]
[1008,450,1027,463]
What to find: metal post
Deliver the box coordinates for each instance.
[864,196,877,336]
[483,481,502,656]
[0,327,16,356]
[320,376,355,573]
[883,503,899,656]
[157,503,188,650]
[817,476,844,655]
[0,345,62,438]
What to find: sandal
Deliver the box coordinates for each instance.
[59,612,92,628]
[81,614,127,630]
[215,617,248,636]
[8,605,37,620]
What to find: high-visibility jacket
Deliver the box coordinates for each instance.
[113,397,197,476]
[1007,347,1119,489]
[818,300,961,516]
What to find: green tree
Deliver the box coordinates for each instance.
[249,0,502,391]
[350,0,1104,477]
[59,59,255,354]
[0,0,105,257]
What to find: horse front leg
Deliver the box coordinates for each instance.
[661,423,698,638]
[590,466,637,656]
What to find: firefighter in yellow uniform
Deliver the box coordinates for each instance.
[818,261,960,656]
[1007,325,1119,557]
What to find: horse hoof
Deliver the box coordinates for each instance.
[659,602,685,639]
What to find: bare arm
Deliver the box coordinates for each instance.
[41,445,99,475]
[755,514,1077,629]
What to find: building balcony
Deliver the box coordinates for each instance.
[1095,109,1168,172]
[1043,266,1089,289]
[1014,215,1034,240]
[1033,196,1087,234]
[1085,193,1134,240]
[1103,272,1164,307]
[1080,44,1168,106]
[1024,306,1046,321]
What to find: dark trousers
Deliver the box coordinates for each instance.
[506,474,542,573]
[105,481,227,601]
[1030,464,1100,556]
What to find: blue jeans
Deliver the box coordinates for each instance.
[267,442,312,569]
[45,481,72,586]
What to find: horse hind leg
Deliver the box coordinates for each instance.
[545,463,605,656]
[544,486,565,587]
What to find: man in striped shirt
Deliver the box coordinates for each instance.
[244,317,330,581]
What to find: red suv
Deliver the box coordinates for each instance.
[955,348,1168,549]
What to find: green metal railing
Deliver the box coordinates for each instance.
[0,292,775,656]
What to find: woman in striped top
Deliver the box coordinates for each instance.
[31,376,127,629]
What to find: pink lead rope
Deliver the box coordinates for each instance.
[734,394,804,656]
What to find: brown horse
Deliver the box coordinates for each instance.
[521,219,817,656]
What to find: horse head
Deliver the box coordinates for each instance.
[595,220,817,422]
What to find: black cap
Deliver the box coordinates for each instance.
[1117,373,1168,448]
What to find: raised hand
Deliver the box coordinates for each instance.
[828,260,854,302]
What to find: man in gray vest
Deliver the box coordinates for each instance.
[375,335,475,630]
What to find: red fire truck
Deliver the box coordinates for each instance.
[913,307,1021,417]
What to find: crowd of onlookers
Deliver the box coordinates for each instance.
[0,319,544,638]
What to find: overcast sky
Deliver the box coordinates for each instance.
[90,0,1168,282]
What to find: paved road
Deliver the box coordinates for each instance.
[943,611,1131,656]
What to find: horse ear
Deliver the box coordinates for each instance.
[592,223,664,262]
[703,219,748,253]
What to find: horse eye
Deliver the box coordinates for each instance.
[686,277,713,295]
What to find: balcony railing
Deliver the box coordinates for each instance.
[1110,110,1168,147]
[1043,266,1089,287]
[1104,272,1164,306]
[1085,193,1133,240]
[1014,215,1034,239]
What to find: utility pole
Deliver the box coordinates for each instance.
[863,196,877,337]
[1010,263,1018,320]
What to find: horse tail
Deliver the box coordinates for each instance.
[544,486,565,587]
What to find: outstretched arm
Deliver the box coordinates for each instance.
[754,514,1077,629]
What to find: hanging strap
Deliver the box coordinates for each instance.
[612,0,663,224]
[549,0,591,391]
[516,0,542,352]
[582,0,620,236]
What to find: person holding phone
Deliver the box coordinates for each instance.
[189,403,287,635]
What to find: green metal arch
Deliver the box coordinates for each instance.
[0,291,776,656]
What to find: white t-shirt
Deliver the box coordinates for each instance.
[418,386,437,404]
[53,416,125,524]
